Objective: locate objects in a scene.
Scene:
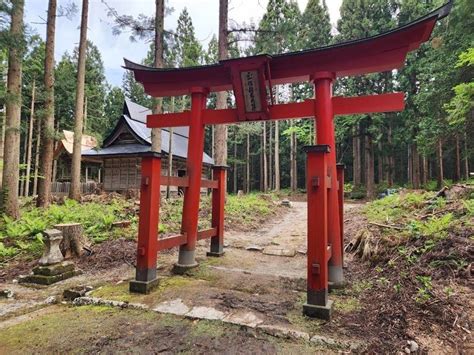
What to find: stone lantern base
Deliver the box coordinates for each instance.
[19,261,82,285]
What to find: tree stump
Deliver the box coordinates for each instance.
[54,223,88,258]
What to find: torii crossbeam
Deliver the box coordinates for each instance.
[125,2,451,320]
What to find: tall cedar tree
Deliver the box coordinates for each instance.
[37,0,56,207]
[151,0,164,153]
[214,0,228,166]
[69,0,88,200]
[2,0,24,218]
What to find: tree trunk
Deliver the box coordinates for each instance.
[274,90,280,191]
[151,0,164,153]
[0,66,6,189]
[377,140,383,184]
[291,127,297,191]
[263,121,268,192]
[1,0,24,218]
[421,155,428,187]
[166,96,175,199]
[233,126,237,193]
[24,80,35,197]
[436,139,444,189]
[246,132,250,193]
[69,0,89,200]
[54,223,88,258]
[387,122,394,187]
[83,96,87,133]
[214,0,228,166]
[353,124,361,188]
[37,0,57,207]
[268,121,273,189]
[407,144,412,187]
[365,125,375,199]
[454,134,461,182]
[412,144,420,189]
[33,114,41,196]
[464,132,469,181]
[19,126,27,197]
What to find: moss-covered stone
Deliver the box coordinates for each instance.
[32,262,75,276]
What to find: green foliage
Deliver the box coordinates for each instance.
[410,213,453,240]
[415,275,433,303]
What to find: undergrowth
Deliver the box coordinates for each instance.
[347,186,473,349]
[0,192,279,262]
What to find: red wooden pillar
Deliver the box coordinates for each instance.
[208,166,227,257]
[130,152,161,293]
[175,87,208,271]
[303,145,332,320]
[336,164,345,265]
[312,72,344,286]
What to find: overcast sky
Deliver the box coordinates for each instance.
[24,0,343,87]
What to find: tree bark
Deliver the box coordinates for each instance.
[24,79,35,197]
[246,132,250,193]
[268,121,272,189]
[377,140,383,184]
[353,124,361,188]
[421,155,428,187]
[151,0,164,153]
[1,0,24,218]
[214,0,229,166]
[387,122,394,187]
[0,66,6,188]
[407,144,412,186]
[233,126,237,193]
[291,128,297,191]
[166,96,175,199]
[454,134,461,182]
[365,122,375,199]
[54,223,88,258]
[37,0,56,207]
[274,90,280,191]
[412,144,420,189]
[464,132,469,181]
[436,139,444,189]
[262,121,268,192]
[33,113,41,196]
[19,125,27,197]
[69,0,89,200]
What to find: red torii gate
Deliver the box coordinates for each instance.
[126,3,451,320]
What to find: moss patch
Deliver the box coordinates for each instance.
[0,304,313,354]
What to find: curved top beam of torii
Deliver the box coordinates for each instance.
[124,1,452,98]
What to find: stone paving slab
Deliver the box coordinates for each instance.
[262,246,296,257]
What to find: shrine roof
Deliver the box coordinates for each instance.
[124,1,451,98]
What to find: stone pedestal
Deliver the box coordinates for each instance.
[20,229,81,285]
[39,229,64,265]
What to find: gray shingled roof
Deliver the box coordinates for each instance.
[82,100,214,165]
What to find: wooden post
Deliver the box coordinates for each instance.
[130,152,161,293]
[312,72,344,287]
[208,165,227,257]
[303,145,332,320]
[336,164,345,265]
[176,88,208,271]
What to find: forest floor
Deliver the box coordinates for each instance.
[0,190,472,354]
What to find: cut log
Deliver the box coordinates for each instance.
[54,223,88,258]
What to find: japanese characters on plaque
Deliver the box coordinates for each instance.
[240,70,262,113]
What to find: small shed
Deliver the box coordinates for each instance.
[53,130,101,182]
[82,99,214,192]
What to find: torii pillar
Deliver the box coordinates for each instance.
[313,72,344,287]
